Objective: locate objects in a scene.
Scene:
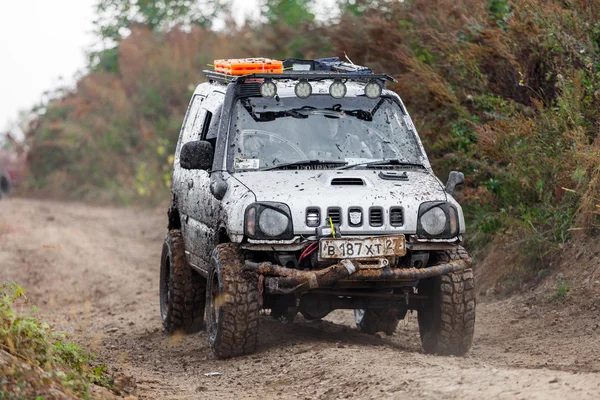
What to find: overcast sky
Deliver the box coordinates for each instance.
[0,0,265,133]
[0,1,95,132]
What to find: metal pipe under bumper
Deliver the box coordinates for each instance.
[244,258,470,295]
[244,259,360,293]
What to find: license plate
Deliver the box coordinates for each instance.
[319,235,406,259]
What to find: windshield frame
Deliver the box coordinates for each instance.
[223,91,431,173]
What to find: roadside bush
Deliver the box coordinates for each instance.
[0,282,109,399]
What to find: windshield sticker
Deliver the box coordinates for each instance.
[235,158,260,170]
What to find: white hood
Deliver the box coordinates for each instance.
[226,169,458,236]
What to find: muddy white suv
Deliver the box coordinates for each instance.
[159,58,475,358]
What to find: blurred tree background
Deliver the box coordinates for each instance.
[24,0,600,284]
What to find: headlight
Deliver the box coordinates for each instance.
[259,208,288,236]
[245,202,293,240]
[421,207,446,235]
[417,202,460,239]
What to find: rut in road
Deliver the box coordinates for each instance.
[2,198,600,399]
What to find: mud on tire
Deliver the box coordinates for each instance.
[160,230,206,334]
[206,243,259,358]
[418,246,475,356]
[354,308,399,336]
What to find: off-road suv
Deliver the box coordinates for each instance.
[0,133,26,199]
[159,57,475,358]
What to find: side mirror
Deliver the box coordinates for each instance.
[180,140,213,170]
[445,171,464,195]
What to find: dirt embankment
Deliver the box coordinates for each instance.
[2,198,600,399]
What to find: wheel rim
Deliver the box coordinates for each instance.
[160,255,171,321]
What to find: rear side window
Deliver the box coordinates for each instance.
[200,112,212,140]
[180,95,205,144]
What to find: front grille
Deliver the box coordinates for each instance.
[390,207,404,227]
[369,207,384,227]
[327,207,342,224]
[348,207,363,227]
[306,207,320,227]
[330,178,365,186]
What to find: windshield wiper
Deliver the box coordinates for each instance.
[337,159,425,170]
[261,160,348,171]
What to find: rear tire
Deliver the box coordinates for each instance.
[206,243,259,358]
[354,308,399,336]
[0,171,11,199]
[159,230,206,334]
[417,247,475,356]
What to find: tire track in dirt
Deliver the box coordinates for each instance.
[2,198,600,399]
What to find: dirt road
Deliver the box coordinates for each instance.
[2,198,600,399]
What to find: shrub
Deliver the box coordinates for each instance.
[0,282,110,399]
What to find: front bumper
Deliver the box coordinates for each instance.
[243,255,472,295]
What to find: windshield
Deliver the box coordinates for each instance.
[228,95,424,171]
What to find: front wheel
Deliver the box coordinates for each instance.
[417,247,475,356]
[206,243,259,358]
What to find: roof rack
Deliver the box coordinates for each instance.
[202,70,396,86]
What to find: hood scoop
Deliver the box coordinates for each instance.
[330,177,365,186]
[379,171,408,181]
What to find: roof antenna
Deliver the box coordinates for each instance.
[344,52,355,65]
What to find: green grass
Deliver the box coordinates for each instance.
[551,278,572,304]
[0,282,111,399]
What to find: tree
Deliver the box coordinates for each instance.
[262,0,314,26]
[94,0,228,41]
[337,0,394,17]
[90,0,228,72]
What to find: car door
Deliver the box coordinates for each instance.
[181,90,225,274]
[173,92,204,208]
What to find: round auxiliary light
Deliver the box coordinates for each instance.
[329,80,347,99]
[260,80,277,98]
[364,81,383,99]
[294,80,312,99]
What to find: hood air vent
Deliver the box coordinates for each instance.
[330,177,365,186]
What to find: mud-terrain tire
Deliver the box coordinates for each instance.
[206,243,259,358]
[0,171,11,199]
[417,246,475,356]
[159,230,206,334]
[354,309,399,335]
